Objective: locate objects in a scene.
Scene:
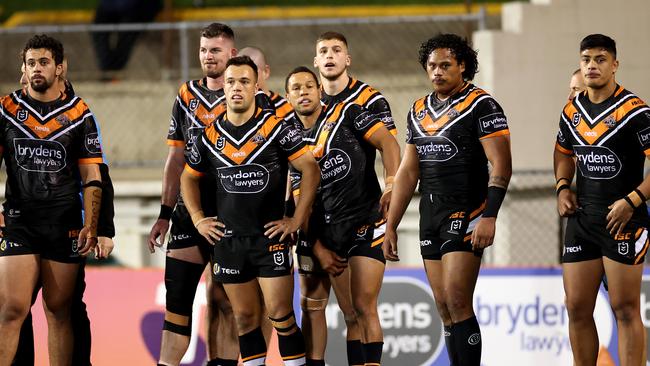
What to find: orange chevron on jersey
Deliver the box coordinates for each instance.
[411,86,487,136]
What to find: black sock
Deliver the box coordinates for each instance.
[347,339,365,366]
[444,325,459,365]
[453,316,482,366]
[306,359,325,366]
[239,327,267,365]
[277,328,307,365]
[362,342,383,365]
[206,358,239,366]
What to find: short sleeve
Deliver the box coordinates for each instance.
[556,112,574,155]
[633,109,650,156]
[366,95,397,134]
[78,112,104,165]
[473,97,510,140]
[277,119,308,161]
[184,132,209,176]
[405,105,417,145]
[167,96,185,147]
[347,104,385,141]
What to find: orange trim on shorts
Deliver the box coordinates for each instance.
[635,238,649,264]
[479,129,510,140]
[282,353,306,360]
[167,139,184,147]
[644,147,650,157]
[464,233,472,242]
[242,352,266,362]
[78,157,103,165]
[555,143,573,155]
[371,237,384,247]
[469,202,486,220]
[184,164,205,177]
[288,146,308,161]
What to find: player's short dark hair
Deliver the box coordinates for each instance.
[226,55,258,80]
[317,31,348,48]
[418,33,478,81]
[580,34,616,58]
[201,22,235,40]
[284,66,320,92]
[22,34,64,65]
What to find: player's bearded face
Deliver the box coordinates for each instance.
[224,65,258,113]
[426,48,465,97]
[287,73,321,116]
[314,40,350,80]
[200,36,234,79]
[24,49,60,93]
[580,48,618,90]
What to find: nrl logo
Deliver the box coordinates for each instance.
[215,136,226,150]
[251,133,266,145]
[571,112,581,127]
[603,115,617,128]
[16,110,28,122]
[447,109,459,119]
[189,99,199,112]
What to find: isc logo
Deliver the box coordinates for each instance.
[614,232,632,241]
[449,211,465,219]
[269,244,285,252]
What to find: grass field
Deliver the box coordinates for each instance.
[1,0,519,22]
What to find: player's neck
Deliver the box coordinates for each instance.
[322,73,349,97]
[226,106,256,126]
[586,80,617,104]
[298,106,322,129]
[205,75,224,91]
[27,85,60,103]
[435,81,466,101]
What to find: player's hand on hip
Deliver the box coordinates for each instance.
[607,199,634,236]
[379,190,392,219]
[264,217,300,242]
[95,237,114,259]
[313,240,347,276]
[78,226,98,256]
[471,217,496,250]
[382,227,400,261]
[557,189,578,217]
[196,217,225,245]
[148,218,170,253]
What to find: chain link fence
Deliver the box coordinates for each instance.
[0,12,570,267]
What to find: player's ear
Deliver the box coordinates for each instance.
[230,47,238,58]
[459,61,465,74]
[345,54,351,67]
[55,63,63,77]
[313,56,318,68]
[612,58,619,74]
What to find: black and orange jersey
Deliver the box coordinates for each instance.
[406,83,509,204]
[555,85,650,208]
[185,107,308,235]
[289,101,387,225]
[0,89,104,221]
[269,90,294,120]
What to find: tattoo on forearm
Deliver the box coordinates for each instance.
[489,175,509,188]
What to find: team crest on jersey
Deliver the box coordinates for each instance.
[488,100,498,111]
[571,112,581,127]
[215,136,226,151]
[415,109,426,121]
[447,109,459,120]
[56,114,70,125]
[603,115,617,128]
[323,121,336,131]
[16,110,28,122]
[189,99,199,112]
[251,133,266,145]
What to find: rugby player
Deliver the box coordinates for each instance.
[11,57,116,366]
[181,56,320,366]
[147,23,239,366]
[0,34,104,365]
[302,31,399,366]
[383,34,512,366]
[568,69,585,101]
[555,34,650,366]
[238,46,294,120]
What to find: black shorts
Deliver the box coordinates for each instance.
[168,204,212,252]
[1,214,83,263]
[419,193,484,260]
[562,208,649,265]
[320,217,386,264]
[212,235,293,284]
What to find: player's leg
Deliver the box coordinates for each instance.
[423,258,456,365]
[158,245,207,366]
[603,256,644,366]
[0,254,39,364]
[563,259,603,365]
[13,281,40,366]
[223,280,266,366]
[70,260,92,366]
[299,272,330,365]
[40,259,80,366]
[330,268,364,366]
[205,273,239,366]
[349,254,385,366]
[259,274,306,366]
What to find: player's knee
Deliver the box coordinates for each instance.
[269,311,298,336]
[300,296,327,316]
[444,287,472,315]
[611,300,640,324]
[564,296,592,321]
[352,297,377,320]
[234,310,260,333]
[165,257,204,317]
[0,300,30,324]
[42,295,73,320]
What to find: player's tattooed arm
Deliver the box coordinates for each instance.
[79,163,102,255]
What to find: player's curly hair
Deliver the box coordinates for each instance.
[22,34,64,65]
[418,33,478,81]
